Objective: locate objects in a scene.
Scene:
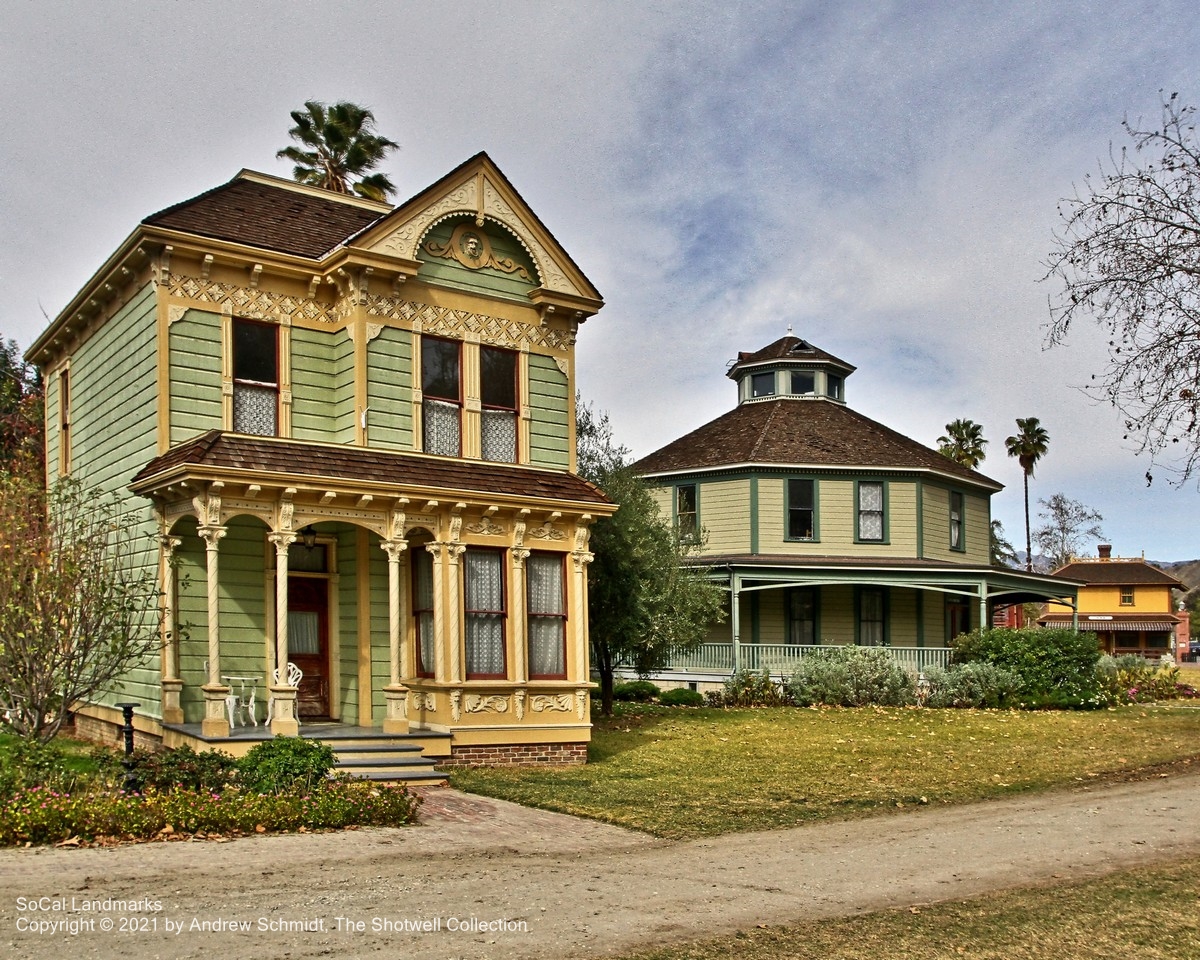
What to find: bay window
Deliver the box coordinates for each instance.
[527,552,566,678]
[464,548,506,678]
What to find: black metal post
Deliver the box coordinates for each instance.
[114,702,140,792]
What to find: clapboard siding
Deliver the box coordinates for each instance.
[169,308,222,444]
[366,326,414,451]
[290,326,336,442]
[528,354,569,468]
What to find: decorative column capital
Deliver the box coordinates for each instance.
[571,550,594,572]
[380,538,409,562]
[512,547,531,567]
[268,530,298,553]
[197,524,227,547]
[160,535,182,557]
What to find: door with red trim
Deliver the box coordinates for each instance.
[287,577,330,718]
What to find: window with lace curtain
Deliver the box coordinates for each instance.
[527,552,566,678]
[481,345,518,462]
[856,480,886,543]
[464,549,506,678]
[422,336,461,456]
[412,549,435,677]
[232,319,278,436]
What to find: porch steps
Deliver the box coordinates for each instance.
[300,729,450,786]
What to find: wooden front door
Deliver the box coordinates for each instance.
[287,577,330,718]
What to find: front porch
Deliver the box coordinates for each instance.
[658,642,955,678]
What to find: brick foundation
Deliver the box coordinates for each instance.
[71,713,162,752]
[436,741,588,768]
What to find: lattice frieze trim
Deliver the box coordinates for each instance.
[167,277,336,324]
[364,296,576,352]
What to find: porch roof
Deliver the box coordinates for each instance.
[1040,614,1180,632]
[130,430,613,508]
[690,553,1081,602]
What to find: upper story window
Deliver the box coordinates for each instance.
[1120,586,1135,606]
[787,478,816,540]
[464,548,506,679]
[233,319,278,436]
[856,481,885,542]
[527,552,566,679]
[826,374,844,400]
[751,372,776,398]
[791,371,816,395]
[949,491,964,551]
[676,483,698,541]
[58,369,71,475]
[422,336,461,456]
[481,346,518,463]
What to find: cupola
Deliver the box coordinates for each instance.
[725,335,856,405]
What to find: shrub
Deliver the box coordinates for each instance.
[238,737,335,794]
[613,680,662,702]
[922,662,1022,709]
[786,646,915,707]
[659,687,704,707]
[0,738,80,799]
[952,627,1103,708]
[121,745,238,794]
[724,669,789,707]
[1096,655,1195,704]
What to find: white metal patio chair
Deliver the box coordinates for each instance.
[265,661,304,725]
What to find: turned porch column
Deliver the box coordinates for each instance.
[380,538,409,733]
[268,531,299,736]
[198,524,229,737]
[160,535,184,724]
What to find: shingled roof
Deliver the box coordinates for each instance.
[1051,558,1184,587]
[726,336,855,378]
[131,431,611,506]
[632,397,1000,488]
[143,175,385,259]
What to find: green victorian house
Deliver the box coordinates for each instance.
[632,336,1078,682]
[27,153,615,769]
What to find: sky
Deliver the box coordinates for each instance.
[1,0,1198,560]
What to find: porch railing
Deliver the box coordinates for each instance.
[658,643,954,676]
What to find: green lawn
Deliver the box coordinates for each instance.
[449,704,1200,838]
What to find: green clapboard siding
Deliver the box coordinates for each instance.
[291,326,336,442]
[337,530,359,722]
[366,327,413,450]
[367,533,389,724]
[528,354,569,468]
[332,329,357,442]
[169,309,222,444]
[44,371,61,477]
[69,283,163,714]
[417,218,539,301]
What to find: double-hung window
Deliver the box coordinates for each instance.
[787,587,817,645]
[412,549,435,677]
[232,319,278,436]
[676,484,698,541]
[481,345,518,463]
[858,587,886,646]
[787,478,816,540]
[949,491,964,551]
[1120,586,1134,606]
[856,481,885,542]
[527,552,566,678]
[422,336,461,456]
[751,372,775,398]
[58,369,71,474]
[464,549,506,679]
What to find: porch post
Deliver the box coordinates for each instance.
[511,548,531,683]
[160,535,184,724]
[381,538,409,733]
[978,579,989,633]
[268,531,299,736]
[427,543,448,683]
[730,571,742,673]
[446,544,466,683]
[198,524,230,737]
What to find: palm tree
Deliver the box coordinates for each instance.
[277,101,398,201]
[937,418,988,469]
[1004,417,1050,571]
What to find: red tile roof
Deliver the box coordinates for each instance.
[143,176,385,259]
[131,431,612,507]
[632,397,999,488]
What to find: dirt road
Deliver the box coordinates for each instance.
[2,772,1198,960]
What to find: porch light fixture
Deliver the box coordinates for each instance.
[301,526,317,551]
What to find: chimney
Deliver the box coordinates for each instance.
[1098,544,1112,560]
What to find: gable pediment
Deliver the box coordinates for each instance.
[354,154,601,305]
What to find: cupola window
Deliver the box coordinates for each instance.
[791,371,816,395]
[826,374,843,400]
[751,372,775,398]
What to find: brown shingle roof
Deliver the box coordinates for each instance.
[727,336,855,377]
[632,398,999,488]
[131,431,612,506]
[1052,559,1184,587]
[143,176,385,259]
[1040,614,1181,631]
